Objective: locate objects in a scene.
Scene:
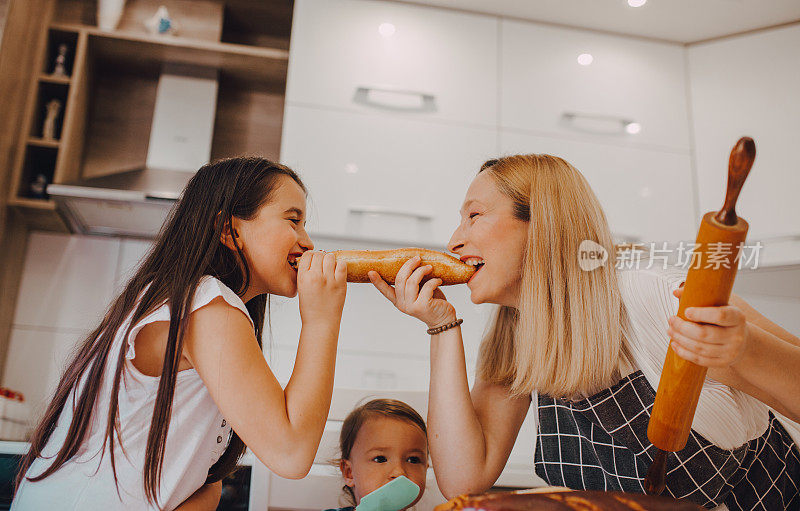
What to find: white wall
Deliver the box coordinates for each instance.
[2,232,150,420]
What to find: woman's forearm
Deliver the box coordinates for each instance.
[428,326,497,498]
[732,322,800,422]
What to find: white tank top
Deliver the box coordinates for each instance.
[13,276,253,510]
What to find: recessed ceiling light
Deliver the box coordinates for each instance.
[345,163,359,174]
[628,0,647,7]
[625,122,642,134]
[577,53,593,66]
[378,22,396,37]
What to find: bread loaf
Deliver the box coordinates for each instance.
[332,248,476,285]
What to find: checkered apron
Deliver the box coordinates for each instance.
[534,370,800,510]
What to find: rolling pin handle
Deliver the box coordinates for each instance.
[715,137,756,226]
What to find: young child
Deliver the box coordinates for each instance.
[12,157,348,510]
[326,399,429,511]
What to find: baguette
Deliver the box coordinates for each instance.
[331,248,476,285]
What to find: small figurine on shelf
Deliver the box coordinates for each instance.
[30,174,49,199]
[52,43,69,77]
[42,98,62,141]
[145,6,179,36]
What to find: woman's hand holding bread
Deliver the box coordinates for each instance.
[368,255,458,329]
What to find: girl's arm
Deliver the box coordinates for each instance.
[173,481,222,511]
[184,252,347,479]
[370,257,530,499]
[667,289,800,422]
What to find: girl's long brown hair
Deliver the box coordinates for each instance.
[15,157,305,508]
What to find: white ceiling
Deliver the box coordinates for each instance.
[394,0,800,44]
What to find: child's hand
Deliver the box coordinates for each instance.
[369,256,457,329]
[297,251,347,326]
[667,286,751,368]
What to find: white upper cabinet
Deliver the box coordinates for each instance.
[688,24,800,266]
[281,105,497,244]
[501,20,691,152]
[501,131,696,245]
[286,0,498,126]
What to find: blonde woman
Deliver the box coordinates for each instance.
[369,155,800,511]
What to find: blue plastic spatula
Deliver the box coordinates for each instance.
[354,476,420,511]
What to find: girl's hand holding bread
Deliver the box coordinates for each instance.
[297,251,348,327]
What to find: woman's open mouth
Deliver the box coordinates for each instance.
[463,257,485,281]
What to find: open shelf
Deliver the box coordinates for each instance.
[8,198,57,210]
[221,0,293,50]
[10,1,293,235]
[42,28,79,77]
[16,145,57,200]
[39,73,72,85]
[29,81,69,140]
[27,137,61,149]
[52,23,289,85]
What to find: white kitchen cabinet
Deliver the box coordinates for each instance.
[688,24,800,267]
[500,130,696,244]
[281,105,498,245]
[501,19,691,152]
[287,0,498,126]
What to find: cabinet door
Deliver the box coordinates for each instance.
[500,131,696,244]
[688,25,800,266]
[281,104,498,245]
[501,19,691,151]
[287,0,497,126]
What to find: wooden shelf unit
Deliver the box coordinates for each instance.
[7,24,85,233]
[39,74,72,85]
[27,137,62,149]
[7,0,293,233]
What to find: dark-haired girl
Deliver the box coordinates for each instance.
[12,158,348,510]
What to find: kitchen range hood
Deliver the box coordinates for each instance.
[48,64,218,238]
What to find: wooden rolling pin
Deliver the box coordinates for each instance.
[644,137,756,494]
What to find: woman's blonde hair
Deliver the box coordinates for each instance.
[476,154,630,399]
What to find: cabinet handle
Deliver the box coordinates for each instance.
[562,111,638,135]
[759,234,800,243]
[353,86,436,113]
[348,205,434,221]
[613,233,642,243]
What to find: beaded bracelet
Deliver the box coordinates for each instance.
[427,318,463,335]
